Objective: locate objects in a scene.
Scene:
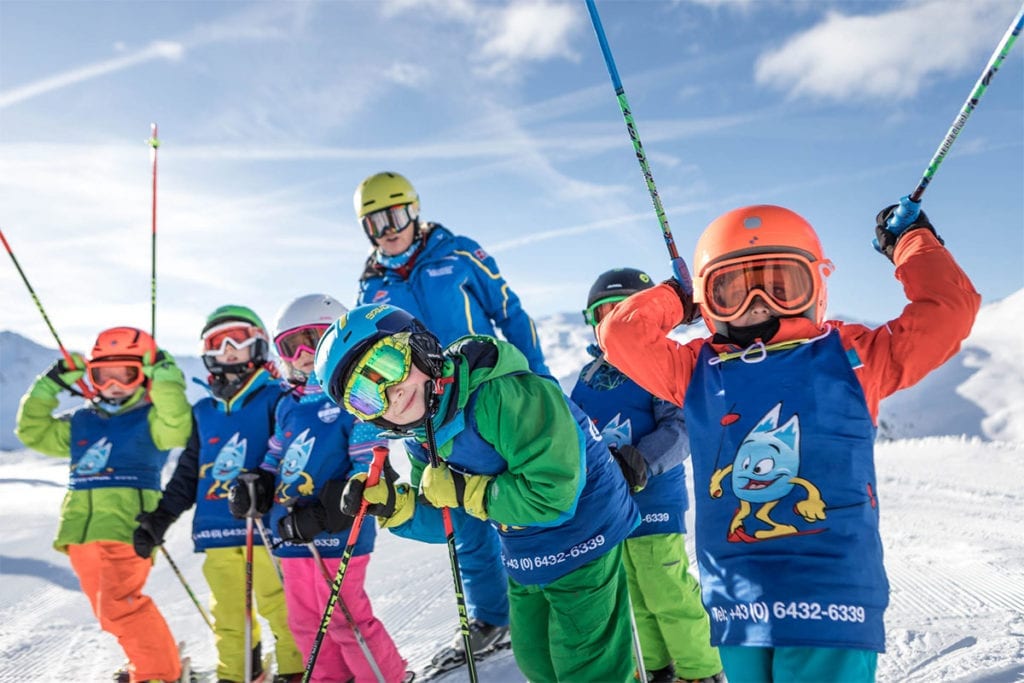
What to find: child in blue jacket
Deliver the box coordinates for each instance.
[133,305,303,683]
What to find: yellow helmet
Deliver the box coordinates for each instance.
[353,172,420,219]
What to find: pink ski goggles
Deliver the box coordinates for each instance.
[274,324,329,362]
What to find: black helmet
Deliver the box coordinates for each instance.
[583,267,655,325]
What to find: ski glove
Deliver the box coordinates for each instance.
[341,458,415,529]
[142,349,185,385]
[610,444,648,494]
[420,462,491,521]
[133,507,177,559]
[227,469,276,519]
[874,197,943,263]
[277,480,355,543]
[35,353,87,397]
[661,278,699,326]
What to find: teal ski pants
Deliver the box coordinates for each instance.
[719,645,877,682]
[623,533,722,679]
[508,543,635,682]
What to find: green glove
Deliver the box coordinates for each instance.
[33,353,87,398]
[341,461,416,529]
[142,349,184,385]
[421,462,491,521]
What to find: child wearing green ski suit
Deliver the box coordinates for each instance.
[312,303,642,682]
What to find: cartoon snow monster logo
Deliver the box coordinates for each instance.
[75,437,113,476]
[198,432,247,499]
[276,429,316,503]
[709,403,827,543]
[600,414,632,450]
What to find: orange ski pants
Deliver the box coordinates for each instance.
[68,540,181,682]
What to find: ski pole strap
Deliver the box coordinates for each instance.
[910,3,1024,202]
[584,0,695,296]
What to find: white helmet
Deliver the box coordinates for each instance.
[272,294,348,381]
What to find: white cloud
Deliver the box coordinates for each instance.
[478,1,582,69]
[755,0,1020,102]
[0,41,184,109]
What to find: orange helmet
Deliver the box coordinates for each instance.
[87,327,157,393]
[692,205,834,334]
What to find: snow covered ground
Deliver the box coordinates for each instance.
[2,438,1022,682]
[1,291,1023,681]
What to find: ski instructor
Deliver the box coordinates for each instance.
[350,171,549,670]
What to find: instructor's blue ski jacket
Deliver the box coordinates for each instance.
[358,223,549,375]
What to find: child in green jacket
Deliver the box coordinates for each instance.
[15,327,191,683]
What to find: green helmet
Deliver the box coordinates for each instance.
[200,304,270,377]
[202,304,267,335]
[353,171,419,219]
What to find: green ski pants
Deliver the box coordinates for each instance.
[623,533,722,679]
[508,543,635,682]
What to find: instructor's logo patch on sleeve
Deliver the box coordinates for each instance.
[474,248,488,260]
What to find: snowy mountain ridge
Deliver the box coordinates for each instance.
[2,288,1021,451]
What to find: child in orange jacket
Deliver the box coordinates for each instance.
[598,202,979,682]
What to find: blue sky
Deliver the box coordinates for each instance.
[2,0,1021,357]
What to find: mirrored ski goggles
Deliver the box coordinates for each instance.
[275,324,329,362]
[583,295,629,326]
[201,323,265,357]
[337,333,413,421]
[703,256,816,321]
[88,360,145,392]
[360,204,417,239]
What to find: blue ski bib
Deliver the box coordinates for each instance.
[191,381,287,550]
[684,330,887,651]
[267,390,378,559]
[68,404,167,491]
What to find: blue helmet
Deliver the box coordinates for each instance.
[313,304,444,422]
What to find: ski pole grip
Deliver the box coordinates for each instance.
[237,472,261,518]
[367,446,389,488]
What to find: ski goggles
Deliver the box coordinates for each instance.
[201,323,265,357]
[336,333,413,422]
[360,204,417,240]
[583,295,629,326]
[87,360,145,392]
[703,255,816,321]
[275,324,329,362]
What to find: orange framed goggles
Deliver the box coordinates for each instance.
[87,359,145,392]
[703,255,816,322]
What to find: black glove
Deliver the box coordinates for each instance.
[133,507,177,559]
[610,444,648,493]
[874,203,942,263]
[277,480,355,543]
[661,278,698,325]
[340,459,401,518]
[227,469,276,519]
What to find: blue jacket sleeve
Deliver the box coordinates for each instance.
[634,397,688,477]
[455,236,550,375]
[159,415,200,517]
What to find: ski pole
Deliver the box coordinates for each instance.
[1,228,95,398]
[887,3,1024,229]
[302,445,388,683]
[303,532,386,683]
[257,506,386,682]
[158,545,215,632]
[423,383,478,683]
[147,123,160,337]
[626,588,647,682]
[584,0,694,297]
[238,472,261,683]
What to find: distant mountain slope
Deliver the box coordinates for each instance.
[2,289,1020,450]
